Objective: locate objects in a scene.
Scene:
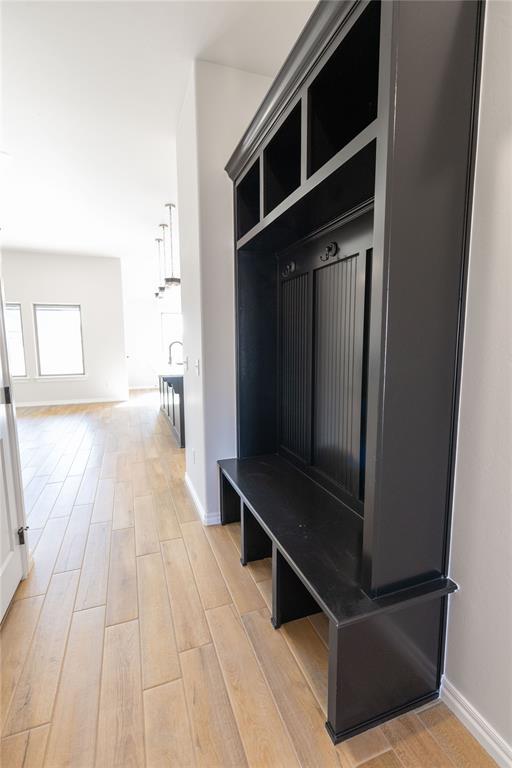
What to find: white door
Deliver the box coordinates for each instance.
[0,281,27,619]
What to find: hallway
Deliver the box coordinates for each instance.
[1,392,495,767]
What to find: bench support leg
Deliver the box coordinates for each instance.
[326,620,344,741]
[219,469,241,525]
[271,544,321,628]
[241,504,272,566]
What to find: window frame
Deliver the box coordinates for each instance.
[33,303,86,378]
[5,302,27,378]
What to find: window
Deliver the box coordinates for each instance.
[5,304,26,377]
[34,304,85,376]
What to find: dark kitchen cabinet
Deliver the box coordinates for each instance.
[159,375,185,448]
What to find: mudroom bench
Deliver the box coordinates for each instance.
[219,456,456,742]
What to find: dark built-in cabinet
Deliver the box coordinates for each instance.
[219,0,483,743]
[159,375,185,448]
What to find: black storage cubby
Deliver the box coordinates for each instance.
[236,159,260,239]
[308,1,380,176]
[239,141,376,252]
[221,0,482,746]
[264,102,301,214]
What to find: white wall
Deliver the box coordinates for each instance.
[176,66,207,512]
[2,250,128,405]
[443,3,512,766]
[122,140,180,391]
[176,61,272,522]
[2,2,314,393]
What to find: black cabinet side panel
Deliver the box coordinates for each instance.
[364,0,481,593]
[237,250,278,458]
[329,597,443,736]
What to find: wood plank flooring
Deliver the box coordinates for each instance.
[1,392,496,767]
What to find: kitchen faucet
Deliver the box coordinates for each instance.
[169,340,183,367]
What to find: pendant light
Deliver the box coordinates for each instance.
[156,237,165,297]
[154,236,161,298]
[159,222,169,285]
[165,202,181,287]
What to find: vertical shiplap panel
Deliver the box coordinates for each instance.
[313,256,360,497]
[280,273,309,461]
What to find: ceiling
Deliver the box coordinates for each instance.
[1,1,315,295]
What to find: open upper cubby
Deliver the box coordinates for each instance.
[239,140,376,253]
[264,102,301,215]
[236,159,260,239]
[308,1,381,176]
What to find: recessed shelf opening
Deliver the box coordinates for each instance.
[264,102,302,215]
[236,159,260,239]
[308,1,381,176]
[239,140,376,253]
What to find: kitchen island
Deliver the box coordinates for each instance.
[159,374,185,448]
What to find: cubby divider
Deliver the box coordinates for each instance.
[236,159,260,239]
[264,102,301,215]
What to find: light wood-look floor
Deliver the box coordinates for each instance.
[1,391,496,767]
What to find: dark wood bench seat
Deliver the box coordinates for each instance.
[219,455,456,629]
[219,455,457,742]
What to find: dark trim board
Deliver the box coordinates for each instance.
[325,691,440,745]
[439,0,486,580]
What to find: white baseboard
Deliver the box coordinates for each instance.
[15,397,126,407]
[184,473,220,526]
[441,678,512,768]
